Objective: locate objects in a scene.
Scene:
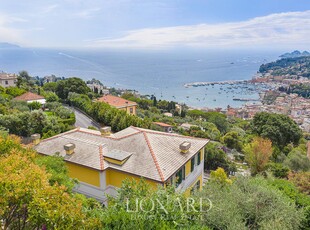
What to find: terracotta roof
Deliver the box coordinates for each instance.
[153,122,172,127]
[97,95,137,108]
[34,127,209,183]
[14,92,45,101]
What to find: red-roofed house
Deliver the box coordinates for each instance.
[14,92,46,104]
[98,95,137,115]
[153,122,173,133]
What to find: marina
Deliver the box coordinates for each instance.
[181,78,275,109]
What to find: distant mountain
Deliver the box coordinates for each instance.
[280,50,310,58]
[0,42,20,49]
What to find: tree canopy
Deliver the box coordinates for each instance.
[0,135,102,229]
[244,136,273,175]
[251,112,302,149]
[55,77,90,99]
[200,175,305,230]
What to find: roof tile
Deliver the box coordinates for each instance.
[14,92,45,101]
[34,126,209,182]
[97,95,137,108]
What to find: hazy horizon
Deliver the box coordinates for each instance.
[0,0,309,50]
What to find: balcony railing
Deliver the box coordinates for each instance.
[176,163,203,192]
[73,182,118,204]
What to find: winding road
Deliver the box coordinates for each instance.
[65,106,101,130]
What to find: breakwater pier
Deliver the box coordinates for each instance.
[184,80,249,87]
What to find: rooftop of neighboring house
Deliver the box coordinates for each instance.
[14,92,45,101]
[180,123,196,129]
[34,126,209,183]
[97,95,137,108]
[153,122,172,127]
[0,72,17,80]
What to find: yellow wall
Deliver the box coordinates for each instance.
[200,148,204,161]
[106,168,160,189]
[197,174,203,190]
[185,149,204,177]
[185,174,203,196]
[118,105,136,115]
[64,147,204,192]
[126,105,136,115]
[104,157,127,165]
[66,162,100,187]
[185,159,191,176]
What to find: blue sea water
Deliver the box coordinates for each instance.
[0,48,281,108]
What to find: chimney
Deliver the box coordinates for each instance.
[64,143,75,155]
[100,126,111,136]
[31,134,41,145]
[180,141,191,153]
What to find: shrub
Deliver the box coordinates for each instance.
[267,163,290,178]
[28,101,42,110]
[284,151,310,172]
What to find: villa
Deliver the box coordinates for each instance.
[98,94,137,115]
[33,126,209,204]
[0,72,17,88]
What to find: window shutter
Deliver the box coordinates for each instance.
[191,157,195,172]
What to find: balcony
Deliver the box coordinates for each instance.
[176,163,203,192]
[73,182,118,204]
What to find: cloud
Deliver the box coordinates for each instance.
[41,4,59,14]
[74,7,101,19]
[0,14,24,43]
[88,10,310,49]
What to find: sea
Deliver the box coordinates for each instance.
[0,47,282,109]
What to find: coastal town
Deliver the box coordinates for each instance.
[182,51,310,133]
[225,52,310,132]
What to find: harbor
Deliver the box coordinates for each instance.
[180,78,274,109]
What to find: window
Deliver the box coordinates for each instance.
[197,152,201,165]
[130,108,133,114]
[191,157,195,172]
[176,166,185,186]
[5,80,8,85]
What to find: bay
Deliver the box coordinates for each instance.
[0,48,281,108]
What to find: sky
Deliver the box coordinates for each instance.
[0,0,309,50]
